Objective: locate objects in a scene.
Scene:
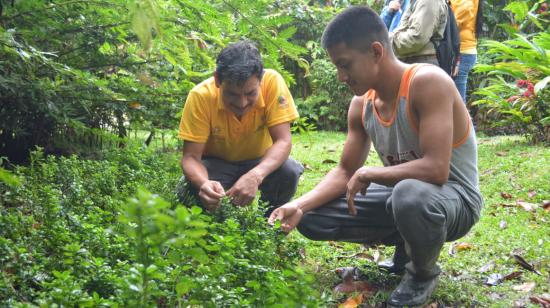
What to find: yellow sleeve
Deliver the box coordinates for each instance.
[177,90,210,143]
[452,0,474,29]
[262,70,299,127]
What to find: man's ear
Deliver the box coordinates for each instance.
[214,72,221,87]
[371,41,384,63]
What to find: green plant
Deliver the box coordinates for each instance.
[473,30,549,143]
[298,58,352,131]
[291,116,318,134]
[473,1,549,143]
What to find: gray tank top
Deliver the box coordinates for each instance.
[362,64,482,211]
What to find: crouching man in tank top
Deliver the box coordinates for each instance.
[268,6,483,307]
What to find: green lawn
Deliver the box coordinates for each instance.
[289,131,550,307]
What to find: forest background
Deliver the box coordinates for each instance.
[0,0,548,306]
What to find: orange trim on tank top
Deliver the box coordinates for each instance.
[362,90,376,126]
[370,66,415,127]
[404,64,428,134]
[452,119,471,148]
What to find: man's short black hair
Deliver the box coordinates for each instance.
[216,41,264,85]
[321,6,390,53]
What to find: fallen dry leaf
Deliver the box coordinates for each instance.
[513,281,536,293]
[543,200,550,212]
[329,241,345,249]
[485,273,503,286]
[501,192,513,199]
[513,255,542,275]
[489,292,504,300]
[303,163,313,171]
[322,159,338,164]
[499,220,508,229]
[338,293,364,308]
[456,242,473,252]
[478,260,496,273]
[503,271,522,281]
[496,151,508,156]
[528,190,537,199]
[516,200,538,212]
[351,252,375,260]
[530,295,550,307]
[334,281,376,294]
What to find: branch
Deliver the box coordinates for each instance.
[76,60,159,71]
[220,0,284,52]
[1,0,124,21]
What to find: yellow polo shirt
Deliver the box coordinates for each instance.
[178,69,298,161]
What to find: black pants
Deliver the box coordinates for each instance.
[297,180,481,278]
[177,157,304,215]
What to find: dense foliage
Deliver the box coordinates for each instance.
[0,0,307,162]
[0,146,320,306]
[473,0,549,143]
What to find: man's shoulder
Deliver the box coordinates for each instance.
[187,77,218,107]
[190,76,217,96]
[411,65,452,87]
[261,69,282,86]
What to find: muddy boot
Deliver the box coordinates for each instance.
[378,243,409,274]
[387,271,439,307]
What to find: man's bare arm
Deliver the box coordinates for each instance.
[356,67,455,187]
[181,141,209,188]
[295,96,371,213]
[249,122,292,182]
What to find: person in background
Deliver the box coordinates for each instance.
[380,0,410,32]
[451,0,483,103]
[177,41,303,216]
[390,0,447,65]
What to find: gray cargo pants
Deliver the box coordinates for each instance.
[297,179,480,279]
[177,157,304,216]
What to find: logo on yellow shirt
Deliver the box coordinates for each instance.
[278,95,288,109]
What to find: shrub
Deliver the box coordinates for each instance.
[0,146,321,306]
[297,58,352,131]
[473,1,549,143]
[473,31,549,143]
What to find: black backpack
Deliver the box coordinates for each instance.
[432,0,460,75]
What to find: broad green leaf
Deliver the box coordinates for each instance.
[504,1,529,22]
[534,76,550,94]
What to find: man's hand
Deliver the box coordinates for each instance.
[388,0,401,12]
[451,61,460,78]
[199,180,225,211]
[226,170,262,206]
[346,167,371,216]
[268,203,303,233]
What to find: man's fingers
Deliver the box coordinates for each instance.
[346,189,358,216]
[267,210,280,224]
[200,193,220,206]
[212,182,226,195]
[204,186,224,199]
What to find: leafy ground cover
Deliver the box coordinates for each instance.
[1,132,548,306]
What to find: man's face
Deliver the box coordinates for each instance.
[219,76,261,117]
[327,42,377,96]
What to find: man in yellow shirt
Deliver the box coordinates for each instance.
[177,41,303,215]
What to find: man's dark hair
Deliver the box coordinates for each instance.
[216,41,264,85]
[321,6,390,53]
